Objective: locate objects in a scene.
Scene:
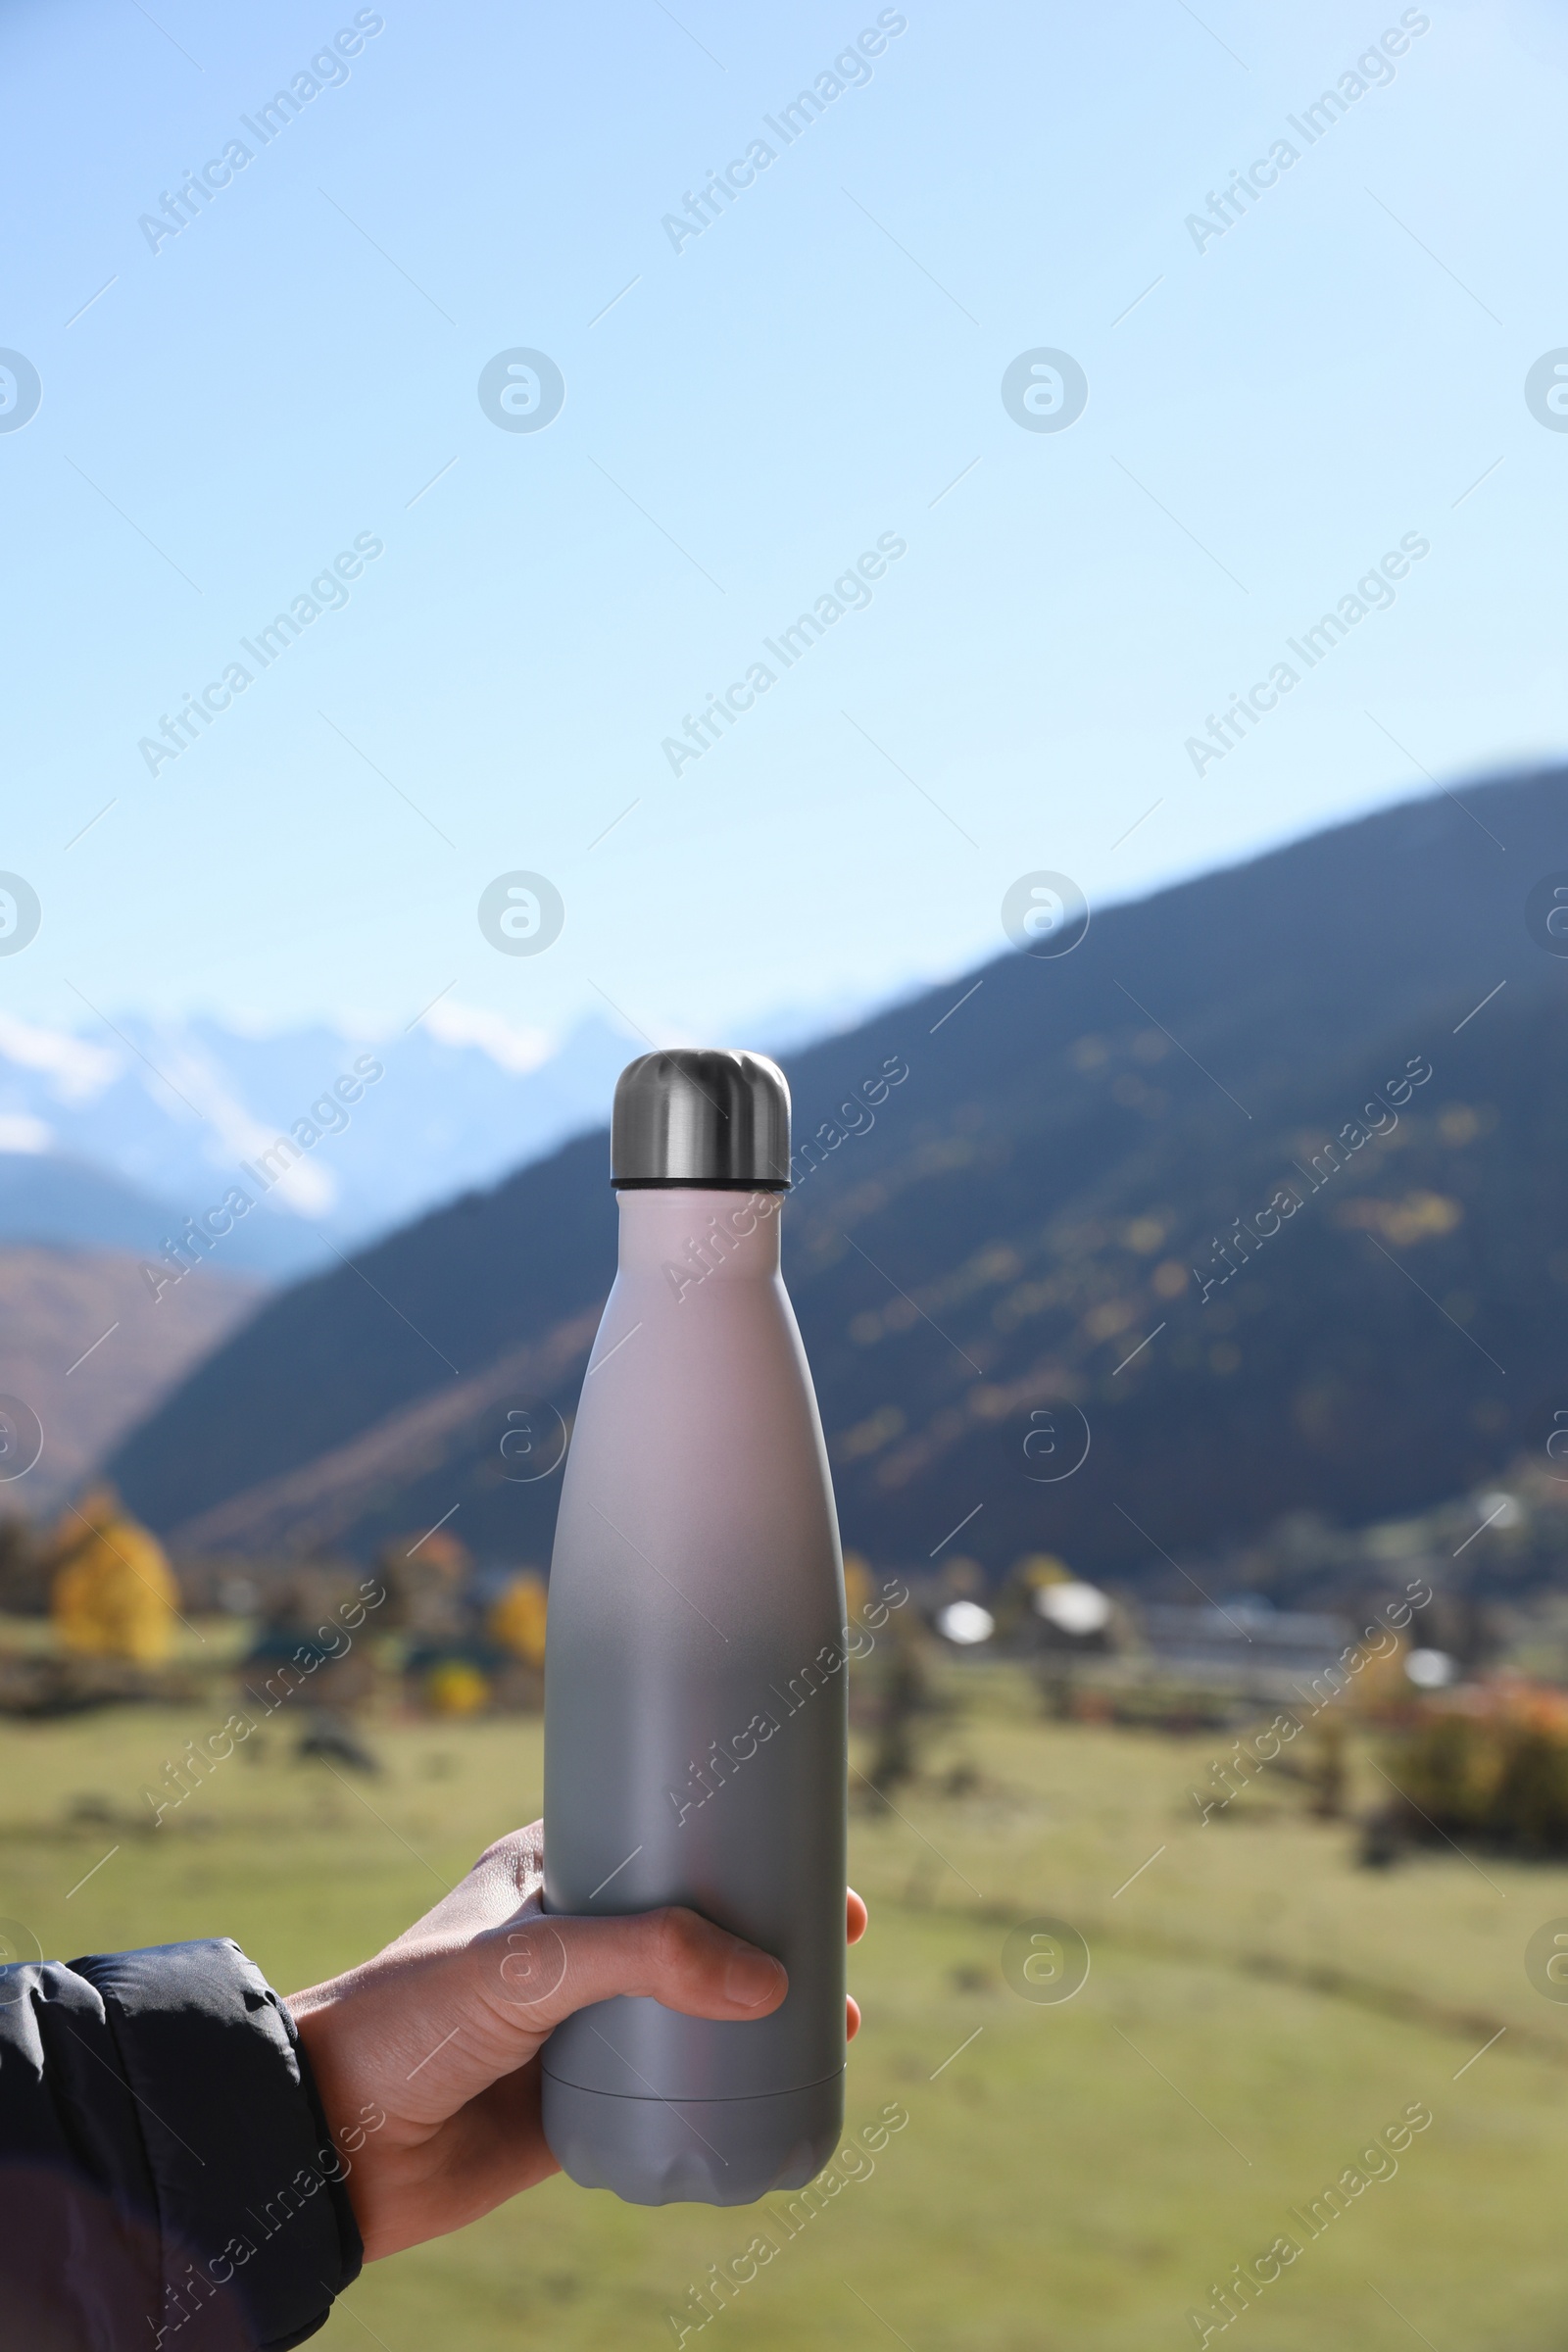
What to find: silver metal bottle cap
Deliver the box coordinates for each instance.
[611,1050,791,1189]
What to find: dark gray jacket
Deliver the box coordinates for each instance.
[0,1938,362,2350]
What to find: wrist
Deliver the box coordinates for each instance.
[287,1988,368,2212]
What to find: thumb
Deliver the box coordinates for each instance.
[475,1904,788,2036]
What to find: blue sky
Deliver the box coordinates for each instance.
[1,0,1563,1051]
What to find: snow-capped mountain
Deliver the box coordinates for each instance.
[0,1005,638,1277]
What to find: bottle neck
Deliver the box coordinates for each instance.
[615,1186,783,1286]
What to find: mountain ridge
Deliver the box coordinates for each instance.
[105,768,1568,1578]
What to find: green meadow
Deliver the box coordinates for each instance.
[2,1662,1564,2351]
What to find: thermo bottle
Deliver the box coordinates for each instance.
[541,1049,848,2205]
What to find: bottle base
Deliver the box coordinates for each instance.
[541,2068,845,2206]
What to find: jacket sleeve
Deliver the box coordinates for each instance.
[0,1936,363,2351]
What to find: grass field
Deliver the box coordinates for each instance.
[2,1661,1565,2351]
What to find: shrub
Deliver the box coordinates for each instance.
[1382,1683,1568,1854]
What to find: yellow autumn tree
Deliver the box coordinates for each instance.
[488,1572,548,1667]
[843,1550,873,1625]
[50,1490,179,1665]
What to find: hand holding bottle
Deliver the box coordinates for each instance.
[288,1823,866,2261]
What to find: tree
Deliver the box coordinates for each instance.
[49,1490,179,1664]
[488,1574,548,1667]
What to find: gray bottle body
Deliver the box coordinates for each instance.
[542,1185,847,2205]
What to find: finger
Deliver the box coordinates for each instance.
[474,1904,787,2036]
[847,1888,867,1944]
[847,1996,861,2042]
